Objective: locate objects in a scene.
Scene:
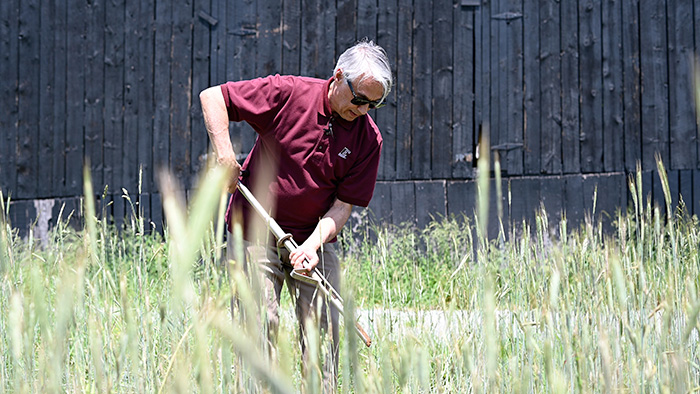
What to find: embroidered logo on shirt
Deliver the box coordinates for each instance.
[338,147,351,159]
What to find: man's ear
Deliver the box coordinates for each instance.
[334,68,344,81]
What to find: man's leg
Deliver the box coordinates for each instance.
[290,243,341,392]
[227,235,286,355]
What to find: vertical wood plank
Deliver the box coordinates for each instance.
[85,0,105,190]
[618,172,629,214]
[1,0,19,195]
[376,0,398,180]
[138,0,155,192]
[390,182,415,225]
[447,180,476,218]
[696,0,700,170]
[395,0,412,179]
[523,177,541,232]
[666,169,680,213]
[667,0,696,170]
[113,192,125,230]
[564,175,585,228]
[210,0,227,84]
[489,0,503,159]
[582,175,600,223]
[65,0,85,195]
[639,0,669,168]
[561,0,580,174]
[336,0,358,55]
[622,0,641,171]
[505,0,524,176]
[415,180,446,228]
[539,0,561,174]
[579,0,603,173]
[412,0,432,179]
[38,0,55,199]
[301,0,335,78]
[508,177,540,234]
[431,0,452,178]
[322,0,337,67]
[368,182,392,223]
[228,0,257,157]
[452,5,475,179]
[226,0,248,85]
[153,0,172,190]
[255,0,282,176]
[473,0,483,168]
[488,178,507,238]
[8,200,36,237]
[53,196,80,228]
[123,0,140,193]
[104,0,125,198]
[282,0,302,75]
[170,0,193,187]
[581,173,618,230]
[679,169,692,214]
[602,173,626,229]
[693,169,700,216]
[17,0,41,198]
[357,0,377,41]
[540,175,564,235]
[651,169,666,214]
[602,0,624,172]
[640,169,653,207]
[150,192,163,233]
[137,192,150,229]
[191,0,210,183]
[668,170,681,214]
[257,0,282,77]
[522,0,540,174]
[357,0,381,154]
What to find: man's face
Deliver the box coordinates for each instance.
[330,72,384,122]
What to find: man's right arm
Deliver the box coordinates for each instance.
[200,86,241,193]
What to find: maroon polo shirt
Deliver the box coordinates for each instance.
[221,75,382,243]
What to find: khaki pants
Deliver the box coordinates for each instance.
[227,234,340,392]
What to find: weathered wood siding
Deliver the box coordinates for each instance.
[2,0,700,236]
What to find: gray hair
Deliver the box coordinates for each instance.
[334,39,393,103]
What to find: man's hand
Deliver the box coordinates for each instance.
[289,242,319,272]
[289,199,352,273]
[216,155,242,193]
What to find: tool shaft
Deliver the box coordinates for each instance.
[236,183,372,347]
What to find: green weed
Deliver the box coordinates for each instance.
[1,161,699,392]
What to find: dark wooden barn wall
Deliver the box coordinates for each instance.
[2,0,700,235]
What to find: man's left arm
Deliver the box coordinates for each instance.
[289,198,353,271]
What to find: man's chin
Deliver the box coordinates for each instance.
[340,112,360,122]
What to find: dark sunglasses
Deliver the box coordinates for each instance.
[347,79,385,109]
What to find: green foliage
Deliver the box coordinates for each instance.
[341,216,475,308]
[338,163,700,392]
[2,162,700,392]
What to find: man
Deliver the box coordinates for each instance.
[199,39,392,390]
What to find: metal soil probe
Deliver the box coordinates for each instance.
[237,182,372,347]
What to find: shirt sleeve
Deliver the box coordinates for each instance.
[219,75,287,135]
[336,136,382,208]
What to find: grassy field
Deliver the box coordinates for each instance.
[1,161,700,393]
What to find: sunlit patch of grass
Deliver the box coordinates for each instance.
[342,158,700,392]
[2,157,700,391]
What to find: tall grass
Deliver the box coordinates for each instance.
[1,158,700,392]
[341,157,700,392]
